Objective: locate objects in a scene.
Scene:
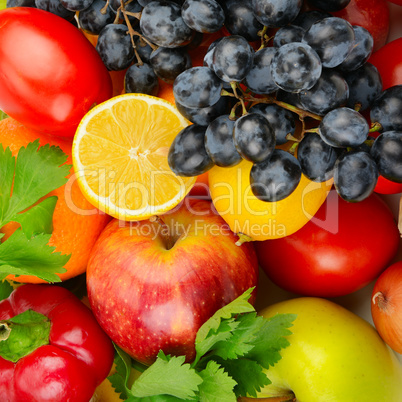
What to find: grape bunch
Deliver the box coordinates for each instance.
[8,0,401,203]
[165,1,402,203]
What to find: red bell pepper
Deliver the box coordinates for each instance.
[0,284,115,401]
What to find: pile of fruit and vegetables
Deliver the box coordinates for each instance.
[0,0,401,400]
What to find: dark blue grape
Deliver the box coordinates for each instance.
[293,10,332,30]
[79,0,115,35]
[140,1,193,48]
[302,17,355,68]
[370,85,402,132]
[173,66,223,108]
[124,63,159,96]
[370,131,402,183]
[334,151,378,202]
[345,63,382,111]
[168,124,214,176]
[319,107,369,148]
[203,37,224,69]
[233,113,275,163]
[7,0,36,7]
[338,26,373,72]
[307,0,351,12]
[276,89,304,109]
[35,0,75,20]
[299,69,349,116]
[205,115,242,167]
[221,0,263,42]
[243,47,277,95]
[96,24,135,71]
[150,47,192,83]
[135,37,154,63]
[114,0,142,27]
[273,25,305,47]
[250,149,302,202]
[249,103,296,145]
[212,35,254,83]
[175,96,230,126]
[252,0,303,28]
[297,132,340,182]
[181,0,224,33]
[270,42,322,93]
[61,0,93,11]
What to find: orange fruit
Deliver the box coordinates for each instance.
[72,93,195,221]
[0,117,111,283]
[209,159,333,241]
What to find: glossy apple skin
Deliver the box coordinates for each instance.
[86,199,258,365]
[257,298,402,401]
[332,0,390,52]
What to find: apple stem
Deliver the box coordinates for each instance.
[372,291,387,310]
[235,232,253,246]
[149,215,174,250]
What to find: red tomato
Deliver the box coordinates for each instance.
[332,0,390,52]
[0,8,112,138]
[369,38,402,90]
[374,175,402,195]
[255,190,400,297]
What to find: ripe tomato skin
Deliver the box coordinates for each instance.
[0,8,112,138]
[374,175,402,195]
[256,191,400,298]
[369,38,402,90]
[332,0,390,52]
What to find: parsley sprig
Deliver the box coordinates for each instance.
[0,140,71,282]
[108,288,296,401]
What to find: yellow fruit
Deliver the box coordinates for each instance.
[209,159,333,241]
[72,93,195,221]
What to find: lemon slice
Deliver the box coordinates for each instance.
[72,93,194,221]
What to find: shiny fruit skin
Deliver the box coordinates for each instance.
[256,191,400,297]
[371,261,402,354]
[332,0,390,52]
[0,8,112,137]
[257,297,402,402]
[86,199,259,365]
[369,38,402,90]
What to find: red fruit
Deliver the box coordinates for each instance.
[371,261,402,354]
[86,199,259,365]
[255,191,400,297]
[332,0,390,52]
[369,38,402,90]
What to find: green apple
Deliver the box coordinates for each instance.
[257,297,402,402]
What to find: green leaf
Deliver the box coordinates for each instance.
[217,358,271,398]
[0,141,70,226]
[0,229,69,283]
[197,361,237,402]
[0,280,13,302]
[131,351,203,400]
[108,345,136,400]
[0,309,51,362]
[211,312,263,360]
[0,2,6,12]
[244,313,297,370]
[0,146,15,222]
[14,196,58,238]
[193,288,255,366]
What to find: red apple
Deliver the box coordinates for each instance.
[371,261,402,354]
[332,0,390,51]
[86,199,259,365]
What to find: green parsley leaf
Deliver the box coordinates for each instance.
[244,313,297,370]
[217,357,271,397]
[131,351,202,400]
[197,361,237,402]
[0,111,7,120]
[0,141,70,228]
[0,280,13,302]
[0,140,71,281]
[0,230,68,283]
[109,345,137,400]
